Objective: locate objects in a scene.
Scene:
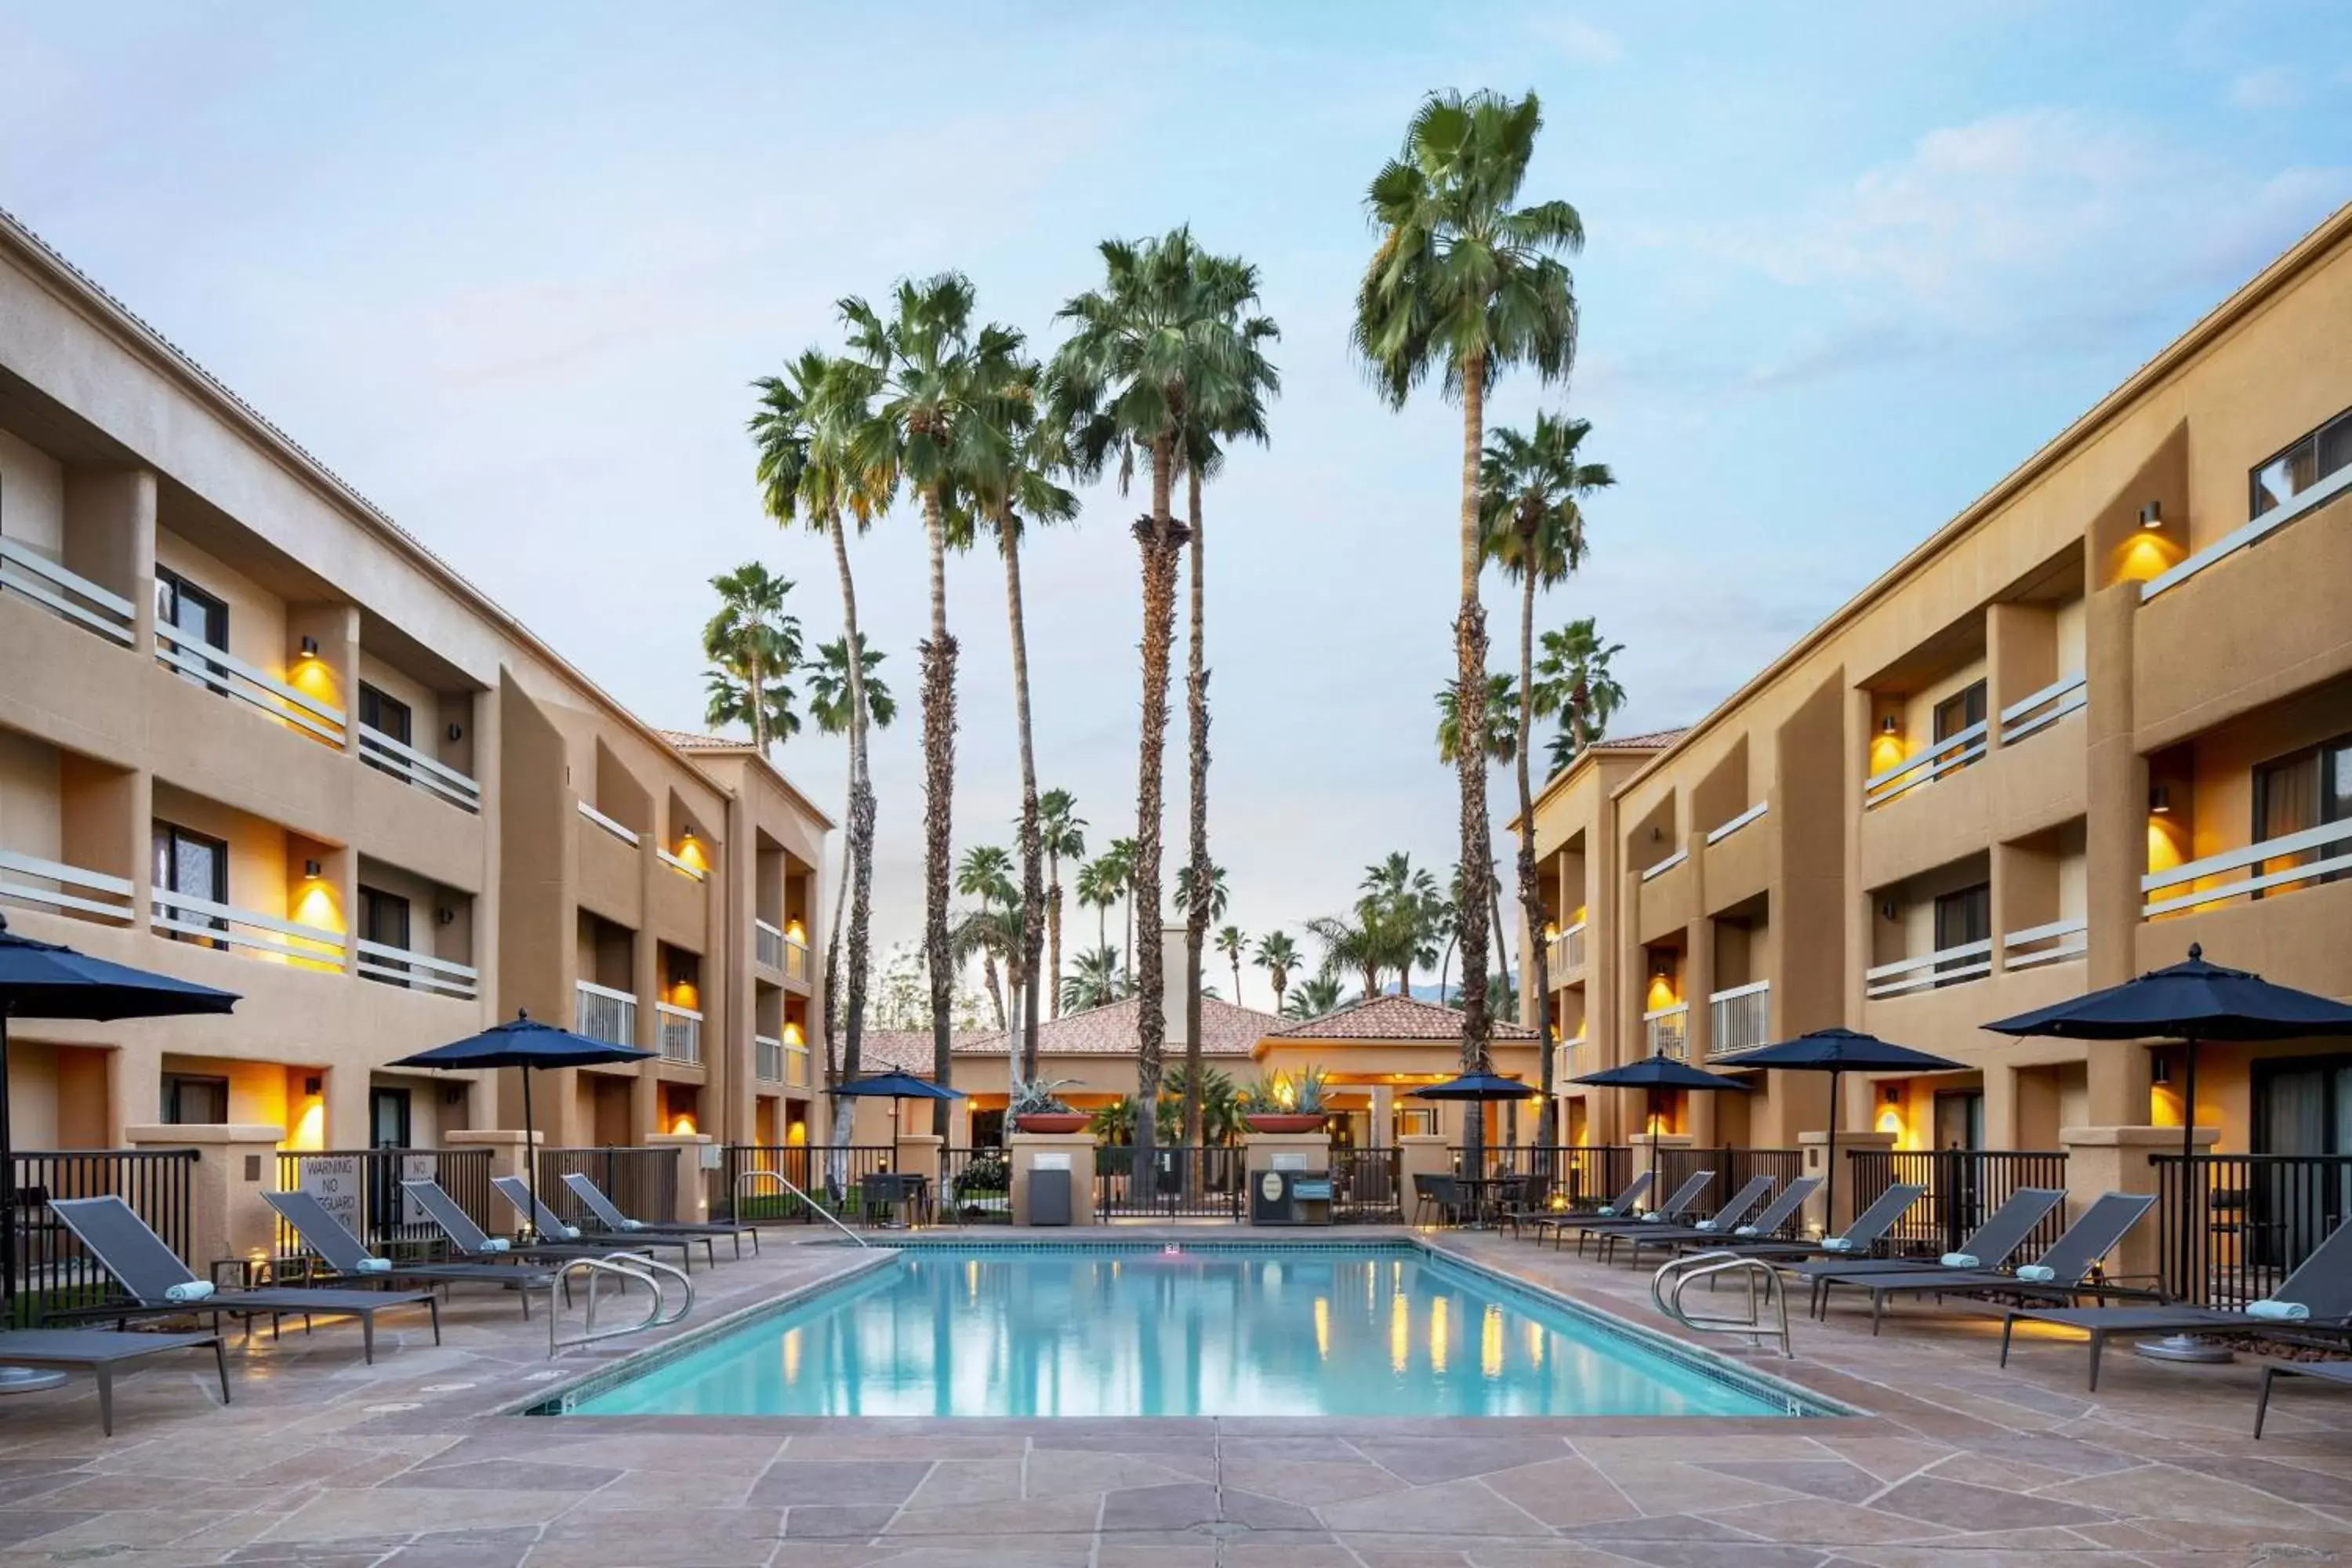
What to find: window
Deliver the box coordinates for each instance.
[153,568,229,691]
[358,683,411,746]
[161,1073,228,1125]
[1932,882,1990,985]
[1933,681,1987,744]
[359,886,412,982]
[2251,405,2352,517]
[151,821,228,945]
[2252,733,2352,894]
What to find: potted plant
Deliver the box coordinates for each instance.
[1010,1076,1087,1134]
[1240,1066,1330,1134]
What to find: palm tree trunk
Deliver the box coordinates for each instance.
[1515,533,1559,1150]
[1002,528,1046,1081]
[829,515,875,1154]
[1047,855,1064,1021]
[981,953,1006,1032]
[920,484,959,1135]
[1132,435,1181,1171]
[1454,358,1493,1183]
[1181,462,1210,1150]
[750,644,767,757]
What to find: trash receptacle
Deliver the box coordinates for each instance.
[1029,1166,1073,1225]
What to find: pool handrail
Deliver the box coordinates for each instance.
[735,1167,870,1247]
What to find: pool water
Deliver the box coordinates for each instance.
[558,1245,1820,1419]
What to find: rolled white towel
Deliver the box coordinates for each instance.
[354,1257,393,1274]
[1822,1236,1857,1253]
[164,1280,215,1303]
[1695,1220,1719,1232]
[1595,1206,1617,1217]
[478,1238,510,1253]
[1940,1252,1980,1269]
[617,1218,647,1232]
[1639,1213,1663,1224]
[2247,1299,2309,1322]
[2014,1264,2056,1283]
[554,1223,580,1240]
[1733,1225,1759,1237]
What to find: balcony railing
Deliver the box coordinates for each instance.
[2143,817,2352,918]
[1864,937,1993,999]
[755,919,785,971]
[576,800,640,847]
[2002,916,2087,971]
[1552,1034,1584,1083]
[151,887,347,969]
[1708,981,1770,1058]
[784,933,811,984]
[154,623,347,747]
[0,538,136,646]
[1998,673,2085,747]
[1639,848,1687,882]
[1545,920,1585,977]
[1864,720,1988,809]
[656,1002,702,1064]
[786,1040,810,1088]
[358,724,480,813]
[2141,462,2352,603]
[657,848,706,882]
[1704,801,1769,846]
[356,939,480,1000]
[755,1034,784,1082]
[574,980,637,1047]
[1643,1002,1689,1059]
[0,851,134,924]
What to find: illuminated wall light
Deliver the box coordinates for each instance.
[1645,973,1678,1011]
[782,1021,804,1046]
[670,1112,698,1136]
[2139,500,2163,530]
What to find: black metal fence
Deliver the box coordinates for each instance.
[1332,1148,1401,1221]
[10,1149,199,1323]
[942,1146,1012,1225]
[276,1147,493,1261]
[1094,1145,1246,1219]
[535,1146,678,1229]
[1847,1149,2070,1258]
[714,1144,900,1223]
[1448,1145,1633,1210]
[2155,1152,2352,1306]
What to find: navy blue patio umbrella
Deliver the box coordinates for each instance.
[829,1070,966,1102]
[1714,1028,1964,1230]
[389,1010,653,1237]
[1571,1051,1753,1146]
[0,913,238,1384]
[1406,1071,1534,1102]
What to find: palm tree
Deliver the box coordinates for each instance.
[1213,924,1248,1007]
[1254,930,1302,1009]
[956,845,1018,1029]
[700,563,803,757]
[1435,672,1519,769]
[1052,227,1266,1171]
[1537,619,1628,775]
[1076,855,1123,967]
[1061,943,1126,1012]
[1097,838,1138,989]
[1360,852,1443,996]
[1038,789,1086,1018]
[843,274,1022,1125]
[1353,89,1583,1183]
[1305,910,1382,1003]
[1485,413,1611,1146]
[751,349,889,1151]
[804,633,895,1094]
[1169,862,1229,923]
[1283,975,1345,1019]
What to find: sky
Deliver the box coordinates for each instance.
[3,2,2347,1013]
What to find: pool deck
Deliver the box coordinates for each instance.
[0,1224,2343,1566]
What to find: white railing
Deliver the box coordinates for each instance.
[1552,1034,1585,1083]
[2002,916,2087,971]
[657,848,706,882]
[356,939,480,1000]
[1705,801,1769,846]
[785,1040,810,1088]
[755,919,785,971]
[1644,1003,1689,1059]
[0,851,135,923]
[2142,463,2352,602]
[655,1002,702,1064]
[1640,848,1687,882]
[1999,673,2085,747]
[1864,719,1988,809]
[1545,920,1586,976]
[575,980,637,1047]
[1708,981,1771,1058]
[2142,817,2352,918]
[784,934,810,984]
[154,622,347,746]
[755,1034,784,1083]
[150,887,347,969]
[1864,937,1993,999]
[576,800,641,848]
[358,724,480,813]
[0,538,135,646]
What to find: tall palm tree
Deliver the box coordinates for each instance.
[1254,930,1302,1009]
[1038,789,1086,1018]
[1052,227,1265,1170]
[1062,942,1126,1012]
[1305,909,1383,1003]
[751,350,889,1150]
[699,564,802,757]
[956,845,1018,1029]
[1169,862,1229,924]
[1097,838,1138,989]
[843,275,1022,1126]
[1353,89,1582,1182]
[804,633,894,1092]
[1485,413,1611,1145]
[702,664,799,754]
[1076,855,1122,964]
[1537,619,1628,775]
[1435,671,1519,768]
[1360,852,1443,996]
[1213,924,1248,1007]
[1283,975,1345,1019]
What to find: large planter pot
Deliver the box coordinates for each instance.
[1014,1112,1088,1134]
[1243,1113,1326,1134]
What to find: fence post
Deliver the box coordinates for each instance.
[1007,1133,1094,1225]
[1628,1132,1693,1207]
[1799,1129,1893,1239]
[125,1124,281,1278]
[1243,1131,1331,1226]
[895,1134,943,1205]
[644,1133,715,1224]
[2063,1124,2216,1291]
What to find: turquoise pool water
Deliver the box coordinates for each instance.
[557,1245,1822,1419]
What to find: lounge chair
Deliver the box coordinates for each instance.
[1601,1174,1777,1266]
[45,1196,438,1365]
[263,1189,554,1317]
[0,1328,229,1435]
[1693,1182,1927,1261]
[1642,1178,1824,1265]
[1998,1214,2352,1391]
[489,1177,711,1270]
[2255,1359,2352,1439]
[560,1171,759,1256]
[1819,1191,2159,1333]
[1556,1171,1716,1254]
[1781,1187,2067,1318]
[402,1178,655,1268]
[1519,1171,1655,1242]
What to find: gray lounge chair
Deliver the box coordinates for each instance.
[2256,1359,2352,1438]
[1782,1187,2067,1317]
[45,1196,437,1365]
[559,1171,758,1257]
[403,1178,655,1268]
[263,1189,554,1316]
[1602,1174,1777,1265]
[1999,1214,2352,1390]
[1820,1191,2159,1333]
[1559,1171,1716,1254]
[0,1328,229,1435]
[490,1177,711,1270]
[1645,1178,1824,1262]
[1520,1171,1654,1241]
[1699,1182,1927,1261]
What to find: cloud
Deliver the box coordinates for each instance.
[2229,67,2302,110]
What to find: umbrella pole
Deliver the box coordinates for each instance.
[0,1008,67,1392]
[1825,1069,1842,1239]
[521,1065,538,1243]
[2140,1033,2231,1364]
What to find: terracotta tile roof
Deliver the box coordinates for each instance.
[1588,728,1688,752]
[656,728,746,753]
[855,1030,948,1073]
[959,995,1280,1058]
[1268,993,1536,1041]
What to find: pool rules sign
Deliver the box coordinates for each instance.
[299,1154,365,1239]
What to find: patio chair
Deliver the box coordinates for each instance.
[1697,1181,1927,1261]
[2255,1359,2352,1439]
[403,1178,657,1269]
[1997,1212,2352,1391]
[1411,1174,1463,1227]
[0,1328,230,1435]
[1556,1171,1716,1255]
[45,1196,438,1365]
[1817,1191,2159,1334]
[558,1171,759,1256]
[488,1177,712,1270]
[1491,1174,1550,1235]
[1781,1187,2067,1318]
[262,1189,554,1317]
[1601,1174,1777,1266]
[1650,1178,1824,1263]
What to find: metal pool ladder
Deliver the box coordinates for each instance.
[1652,1250,1793,1358]
[548,1254,694,1356]
[735,1167,869,1247]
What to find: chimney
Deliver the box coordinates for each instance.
[1161,924,1191,1049]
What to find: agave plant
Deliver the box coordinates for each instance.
[1009,1076,1080,1118]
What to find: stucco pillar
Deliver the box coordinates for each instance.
[2082,583,2150,1126]
[2062,1123,2216,1287]
[1800,1128,1896,1238]
[1007,1132,1094,1225]
[1686,915,1717,1145]
[1628,1131,1692,1200]
[1370,1084,1394,1146]
[1982,1061,2021,1151]
[1397,1134,1450,1221]
[894,1132,943,1203]
[125,1123,281,1277]
[61,466,155,642]
[645,1131,715,1223]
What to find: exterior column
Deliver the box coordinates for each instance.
[1628,1131,1693,1198]
[1370,1083,1394,1146]
[125,1123,282,1279]
[894,1131,943,1203]
[1007,1132,1094,1225]
[1686,916,1717,1145]
[2062,1123,2217,1284]
[645,1131,715,1223]
[1397,1134,1450,1221]
[1800,1127,1896,1237]
[2082,582,2150,1126]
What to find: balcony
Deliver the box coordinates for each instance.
[755,1034,783,1082]
[358,724,480,814]
[786,1039,810,1088]
[1552,1034,1585,1083]
[1545,920,1585,978]
[1708,981,1770,1058]
[1640,848,1688,882]
[1998,673,2085,749]
[0,539,135,647]
[151,887,346,971]
[1704,801,1769,846]
[656,1002,702,1064]
[154,623,346,748]
[575,980,637,1047]
[1864,938,1992,999]
[2143,818,2352,919]
[755,919,785,971]
[2142,462,2352,603]
[577,800,640,848]
[657,847,706,883]
[1865,721,1987,810]
[355,940,479,1000]
[2002,916,2087,971]
[0,851,134,925]
[1644,1003,1689,1060]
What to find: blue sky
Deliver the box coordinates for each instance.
[4,2,2347,1008]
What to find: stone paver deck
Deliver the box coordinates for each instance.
[0,1224,2343,1566]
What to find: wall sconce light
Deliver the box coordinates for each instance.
[1878,900,1898,923]
[681,827,698,845]
[441,1084,467,1105]
[1881,714,1899,735]
[1648,824,1663,842]
[303,1076,323,1096]
[2152,1056,2172,1086]
[2150,785,2172,815]
[2139,500,2163,531]
[303,858,322,879]
[298,635,319,657]
[1882,1085,1900,1105]
[447,722,464,742]
[435,905,456,926]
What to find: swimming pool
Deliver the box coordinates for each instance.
[549,1243,1836,1419]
